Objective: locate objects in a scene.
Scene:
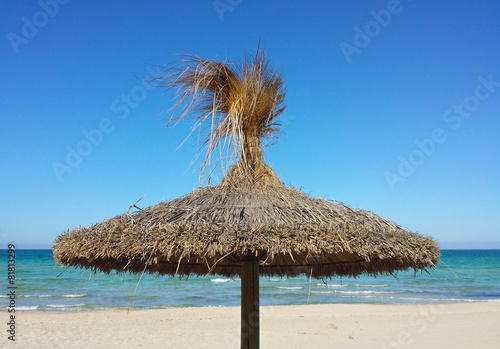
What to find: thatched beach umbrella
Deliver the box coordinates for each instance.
[53,47,440,349]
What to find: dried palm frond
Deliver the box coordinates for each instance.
[151,44,286,182]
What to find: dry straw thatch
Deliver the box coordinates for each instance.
[53,46,439,278]
[53,162,439,278]
[53,45,439,348]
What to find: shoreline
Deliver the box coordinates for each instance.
[7,298,500,313]
[9,297,499,313]
[9,302,499,348]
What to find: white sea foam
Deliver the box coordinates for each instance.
[17,306,38,311]
[316,283,347,288]
[46,303,86,308]
[276,286,303,290]
[317,283,389,288]
[369,296,477,302]
[211,278,232,283]
[311,290,400,295]
[335,290,398,295]
[22,294,87,298]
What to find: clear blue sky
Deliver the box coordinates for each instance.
[1,0,499,249]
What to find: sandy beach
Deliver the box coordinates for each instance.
[7,302,499,348]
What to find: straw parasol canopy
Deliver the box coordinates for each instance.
[53,46,440,349]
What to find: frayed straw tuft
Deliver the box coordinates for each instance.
[150,43,285,182]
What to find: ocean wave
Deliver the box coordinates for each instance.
[310,291,480,303]
[311,290,397,295]
[211,278,233,283]
[317,283,389,288]
[276,286,303,290]
[316,284,347,288]
[20,294,87,299]
[365,296,478,302]
[17,306,39,311]
[45,304,86,308]
[5,294,53,298]
[336,290,400,295]
[313,289,397,295]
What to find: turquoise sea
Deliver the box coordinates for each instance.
[1,250,499,311]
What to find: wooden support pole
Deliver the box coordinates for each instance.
[241,259,259,349]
